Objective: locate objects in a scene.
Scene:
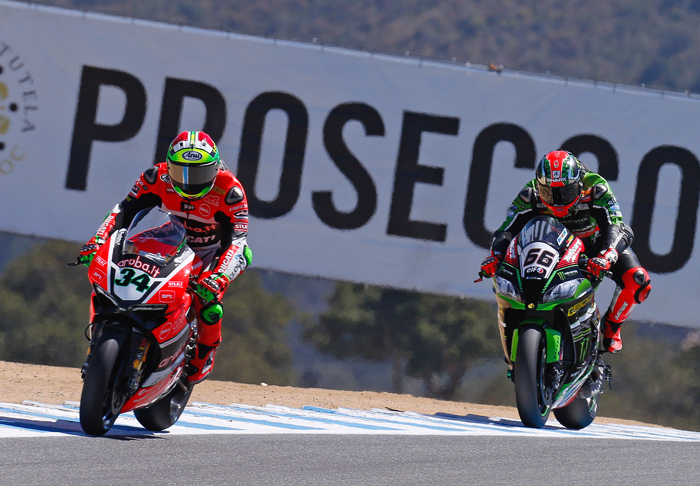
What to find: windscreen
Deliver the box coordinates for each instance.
[123,208,186,264]
[517,216,569,252]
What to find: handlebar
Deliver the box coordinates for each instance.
[475,258,612,283]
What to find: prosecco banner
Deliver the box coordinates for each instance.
[0,0,698,327]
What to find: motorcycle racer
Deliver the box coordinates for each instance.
[480,150,651,354]
[79,130,252,383]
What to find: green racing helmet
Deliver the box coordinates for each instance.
[166,130,221,200]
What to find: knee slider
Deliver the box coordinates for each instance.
[623,267,651,304]
[200,302,224,325]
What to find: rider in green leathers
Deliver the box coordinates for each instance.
[480,150,651,353]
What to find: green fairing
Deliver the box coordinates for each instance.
[510,323,561,364]
[537,277,593,311]
[545,328,562,363]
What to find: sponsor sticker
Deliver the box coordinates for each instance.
[158,290,176,303]
[181,150,202,161]
[158,323,172,340]
[91,270,105,282]
[118,255,161,278]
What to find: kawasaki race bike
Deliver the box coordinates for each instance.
[480,216,612,429]
[74,207,205,436]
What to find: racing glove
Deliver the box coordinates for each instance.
[480,251,502,278]
[197,273,230,303]
[78,236,104,267]
[586,248,618,278]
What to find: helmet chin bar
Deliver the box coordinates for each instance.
[172,180,215,200]
[543,196,579,218]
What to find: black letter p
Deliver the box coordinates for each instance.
[65,66,146,191]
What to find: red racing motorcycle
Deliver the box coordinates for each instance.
[74,207,204,436]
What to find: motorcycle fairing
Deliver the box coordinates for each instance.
[510,322,562,364]
[493,216,605,414]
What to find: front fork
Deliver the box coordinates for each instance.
[80,321,151,398]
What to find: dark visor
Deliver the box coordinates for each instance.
[538,183,579,207]
[169,161,218,196]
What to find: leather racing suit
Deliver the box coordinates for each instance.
[489,167,651,342]
[86,162,251,382]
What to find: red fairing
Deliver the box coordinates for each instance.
[559,237,584,267]
[85,219,196,409]
[146,264,192,309]
[503,239,518,265]
[88,246,110,287]
[87,239,112,323]
[123,368,184,412]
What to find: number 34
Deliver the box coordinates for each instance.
[114,268,151,292]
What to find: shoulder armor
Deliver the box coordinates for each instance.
[592,183,608,200]
[143,165,159,185]
[225,186,244,205]
[519,186,534,204]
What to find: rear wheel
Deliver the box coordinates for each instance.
[554,394,598,429]
[514,326,551,428]
[79,329,129,436]
[134,380,193,431]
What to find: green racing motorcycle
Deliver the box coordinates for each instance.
[479,215,612,429]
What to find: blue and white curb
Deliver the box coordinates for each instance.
[0,401,699,441]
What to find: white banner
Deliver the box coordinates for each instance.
[0,1,698,327]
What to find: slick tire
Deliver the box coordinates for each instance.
[514,326,551,428]
[553,394,598,430]
[79,328,128,436]
[134,380,193,431]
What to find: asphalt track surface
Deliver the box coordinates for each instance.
[1,402,699,485]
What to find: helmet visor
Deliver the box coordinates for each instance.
[168,161,218,197]
[538,182,580,207]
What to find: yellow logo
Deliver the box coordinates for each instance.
[567,295,592,316]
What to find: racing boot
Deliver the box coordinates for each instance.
[186,343,218,384]
[602,313,623,354]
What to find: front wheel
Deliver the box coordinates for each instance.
[554,394,598,429]
[514,326,551,428]
[134,380,193,431]
[79,329,129,436]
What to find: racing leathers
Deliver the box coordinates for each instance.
[83,162,251,382]
[486,168,651,353]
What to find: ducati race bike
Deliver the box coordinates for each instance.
[478,216,612,429]
[73,207,211,436]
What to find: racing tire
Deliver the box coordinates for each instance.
[554,394,598,430]
[514,326,551,428]
[79,328,129,436]
[134,380,193,431]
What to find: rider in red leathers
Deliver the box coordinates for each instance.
[79,131,251,384]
